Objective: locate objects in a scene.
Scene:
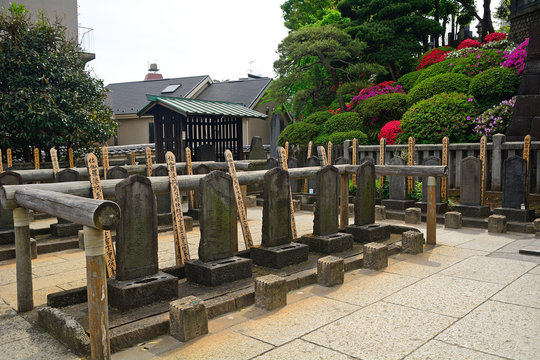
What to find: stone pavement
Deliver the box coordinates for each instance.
[0,210,539,359]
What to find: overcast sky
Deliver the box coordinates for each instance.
[78,0,289,85]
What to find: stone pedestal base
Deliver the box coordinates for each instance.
[187,209,200,221]
[255,275,287,310]
[363,242,388,270]
[295,194,317,205]
[158,213,193,230]
[0,228,15,245]
[451,204,490,218]
[493,208,535,222]
[251,242,308,269]
[415,201,448,214]
[345,223,391,243]
[382,199,416,210]
[185,256,252,286]
[317,256,344,287]
[169,296,208,342]
[299,232,353,254]
[107,271,178,311]
[488,215,507,233]
[50,223,83,238]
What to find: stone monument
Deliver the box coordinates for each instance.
[451,156,490,217]
[187,164,211,221]
[381,157,415,210]
[106,166,129,179]
[249,136,266,160]
[0,171,22,244]
[415,156,448,213]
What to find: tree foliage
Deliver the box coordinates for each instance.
[281,0,339,31]
[0,4,116,160]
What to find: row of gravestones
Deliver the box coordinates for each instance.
[107,161,389,310]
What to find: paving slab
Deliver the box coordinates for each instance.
[436,300,540,359]
[231,296,358,346]
[439,255,536,285]
[487,251,540,263]
[456,236,515,252]
[423,244,488,259]
[530,264,540,275]
[254,339,353,360]
[495,238,538,253]
[491,273,540,308]
[404,339,505,359]
[383,252,462,278]
[0,334,78,360]
[303,301,455,360]
[385,274,503,317]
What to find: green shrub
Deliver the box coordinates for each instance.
[408,73,471,105]
[398,92,481,144]
[322,112,363,134]
[328,130,368,145]
[355,93,408,142]
[277,122,320,146]
[303,111,333,126]
[396,70,423,92]
[413,59,458,86]
[449,49,504,77]
[469,67,520,108]
[314,132,330,145]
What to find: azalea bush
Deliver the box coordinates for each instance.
[469,67,521,108]
[328,130,368,145]
[484,32,507,43]
[481,38,516,51]
[355,93,408,142]
[457,38,481,50]
[449,49,504,77]
[398,92,480,144]
[346,81,405,111]
[396,70,423,92]
[278,122,320,146]
[413,59,459,85]
[472,97,516,138]
[323,112,363,134]
[303,110,333,125]
[501,38,529,75]
[408,72,471,105]
[417,47,453,70]
[378,120,403,145]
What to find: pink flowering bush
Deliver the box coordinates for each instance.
[417,46,454,70]
[501,38,529,75]
[457,38,481,50]
[484,32,507,43]
[347,81,405,111]
[378,120,403,145]
[450,49,504,76]
[473,97,516,138]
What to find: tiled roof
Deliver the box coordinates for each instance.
[196,77,272,108]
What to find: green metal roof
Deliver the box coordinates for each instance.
[137,95,267,119]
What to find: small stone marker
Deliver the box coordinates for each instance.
[102,146,109,180]
[401,231,424,254]
[0,171,23,244]
[488,214,507,233]
[355,161,375,226]
[106,166,128,179]
[317,256,344,287]
[314,166,339,236]
[169,296,208,342]
[255,275,287,310]
[287,156,299,193]
[375,205,386,220]
[445,212,462,229]
[418,157,445,213]
[267,157,278,169]
[533,218,540,236]
[404,207,421,224]
[452,156,490,217]
[249,136,266,160]
[196,144,216,161]
[363,242,388,270]
[389,157,407,200]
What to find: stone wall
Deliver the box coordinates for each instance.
[509,0,540,43]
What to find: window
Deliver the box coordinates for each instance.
[161,84,181,93]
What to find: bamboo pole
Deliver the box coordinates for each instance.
[14,207,33,312]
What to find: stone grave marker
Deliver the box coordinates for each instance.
[267,157,278,169]
[287,156,299,193]
[195,144,216,162]
[187,164,211,221]
[381,157,415,210]
[185,171,252,286]
[415,156,447,213]
[334,157,348,165]
[50,169,83,237]
[270,114,284,158]
[107,175,178,310]
[0,171,22,244]
[107,166,128,180]
[452,156,490,217]
[305,156,320,193]
[251,168,308,268]
[249,136,266,160]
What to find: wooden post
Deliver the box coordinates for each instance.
[426,176,436,245]
[352,138,357,186]
[327,141,333,165]
[320,146,328,166]
[83,226,111,360]
[284,141,289,160]
[68,147,74,168]
[479,136,487,206]
[225,149,253,248]
[102,146,109,180]
[304,141,312,193]
[34,148,40,184]
[13,207,33,312]
[50,148,60,178]
[280,148,298,239]
[407,137,415,194]
[7,148,12,168]
[524,134,531,206]
[146,147,152,177]
[441,137,448,201]
[185,147,195,209]
[166,151,190,265]
[339,173,349,229]
[379,138,385,196]
[130,150,136,165]
[86,153,116,278]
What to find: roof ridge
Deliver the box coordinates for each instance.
[107,75,209,86]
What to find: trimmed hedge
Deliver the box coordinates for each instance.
[396,70,423,92]
[303,111,333,126]
[469,67,521,108]
[408,73,471,105]
[277,122,320,146]
[314,132,330,145]
[322,112,363,134]
[398,92,481,144]
[355,93,408,142]
[328,130,367,145]
[413,59,458,86]
[450,49,504,77]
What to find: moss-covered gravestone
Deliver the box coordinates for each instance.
[452,156,490,217]
[50,169,83,237]
[187,164,211,221]
[346,161,390,242]
[251,168,308,268]
[249,136,266,160]
[300,166,353,253]
[106,165,128,179]
[107,175,178,310]
[185,171,252,286]
[382,157,415,210]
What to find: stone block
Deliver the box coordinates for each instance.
[254,274,287,310]
[381,199,416,210]
[246,195,257,208]
[415,201,448,214]
[445,212,462,229]
[488,215,507,233]
[375,205,386,220]
[185,256,252,286]
[534,218,540,236]
[30,238,37,259]
[493,208,535,222]
[293,199,301,212]
[404,207,421,224]
[345,223,390,243]
[107,271,178,311]
[157,212,172,226]
[183,215,193,231]
[251,242,308,269]
[363,242,388,270]
[50,222,83,238]
[169,296,208,342]
[401,231,424,255]
[299,232,353,254]
[317,256,344,287]
[348,203,354,215]
[78,230,84,250]
[451,204,490,218]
